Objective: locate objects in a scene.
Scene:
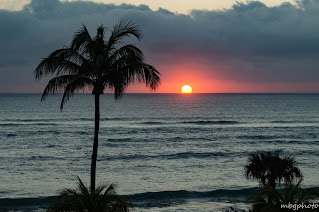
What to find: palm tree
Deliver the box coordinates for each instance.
[47,176,132,212]
[245,151,302,189]
[34,20,160,191]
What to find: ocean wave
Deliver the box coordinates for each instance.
[1,118,71,123]
[271,120,319,124]
[296,150,319,157]
[162,152,228,159]
[265,140,312,145]
[182,121,240,125]
[35,130,60,135]
[6,133,17,137]
[101,151,232,161]
[0,188,258,210]
[0,123,58,126]
[2,118,58,122]
[100,117,138,121]
[2,186,319,210]
[107,138,133,142]
[74,131,91,135]
[7,155,66,161]
[0,117,136,123]
[141,121,164,125]
[237,135,279,140]
[0,196,55,211]
[125,188,260,207]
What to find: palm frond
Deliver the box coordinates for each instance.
[60,76,94,109]
[40,75,93,108]
[281,156,302,185]
[105,44,160,92]
[140,64,161,90]
[71,25,92,51]
[34,48,91,79]
[108,44,144,64]
[114,84,126,99]
[106,19,142,54]
[104,73,127,99]
[103,183,117,196]
[35,53,77,79]
[40,75,76,100]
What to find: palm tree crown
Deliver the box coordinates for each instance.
[245,151,302,189]
[34,20,160,192]
[35,19,160,108]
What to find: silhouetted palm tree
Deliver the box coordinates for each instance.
[245,151,302,189]
[47,177,132,212]
[35,20,160,191]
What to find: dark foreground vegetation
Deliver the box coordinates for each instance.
[224,151,319,212]
[44,151,319,212]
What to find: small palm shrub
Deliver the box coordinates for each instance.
[245,151,302,189]
[251,180,319,212]
[47,177,132,212]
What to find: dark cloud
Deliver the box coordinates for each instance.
[0,0,318,92]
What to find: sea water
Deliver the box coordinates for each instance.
[1,93,319,211]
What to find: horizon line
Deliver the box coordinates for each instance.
[1,92,319,94]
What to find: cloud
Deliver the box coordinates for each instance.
[0,0,318,92]
[0,0,31,11]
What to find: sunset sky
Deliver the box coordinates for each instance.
[0,0,319,93]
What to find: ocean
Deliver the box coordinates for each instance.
[1,93,319,211]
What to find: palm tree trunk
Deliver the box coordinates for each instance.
[268,179,276,204]
[269,179,276,189]
[91,94,100,192]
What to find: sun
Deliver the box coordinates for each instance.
[181,85,192,93]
